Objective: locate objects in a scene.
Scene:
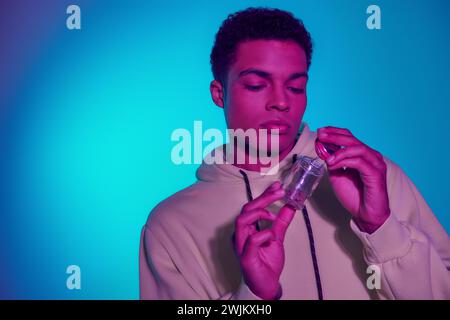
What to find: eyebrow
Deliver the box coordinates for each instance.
[238,68,308,81]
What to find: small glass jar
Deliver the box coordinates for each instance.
[283,139,340,210]
[283,155,326,210]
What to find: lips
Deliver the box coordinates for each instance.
[260,119,291,134]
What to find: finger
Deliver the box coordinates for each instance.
[272,204,296,242]
[243,181,285,212]
[318,126,353,136]
[317,131,361,147]
[242,229,274,262]
[326,145,385,170]
[235,209,277,256]
[237,209,277,227]
[328,157,378,178]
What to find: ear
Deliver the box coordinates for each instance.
[210,80,225,108]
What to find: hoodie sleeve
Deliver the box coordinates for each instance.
[139,224,263,300]
[350,159,450,299]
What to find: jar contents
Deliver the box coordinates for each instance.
[283,139,341,210]
[283,156,326,210]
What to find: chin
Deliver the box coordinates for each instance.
[278,137,296,155]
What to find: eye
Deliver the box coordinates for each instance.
[289,87,305,94]
[245,85,266,92]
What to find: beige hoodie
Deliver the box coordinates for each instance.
[139,123,450,300]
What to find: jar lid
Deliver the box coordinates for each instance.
[315,138,340,160]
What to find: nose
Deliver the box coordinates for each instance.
[266,85,289,112]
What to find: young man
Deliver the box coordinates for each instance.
[139,7,450,299]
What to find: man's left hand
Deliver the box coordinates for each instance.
[317,126,391,234]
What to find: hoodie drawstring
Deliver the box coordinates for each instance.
[238,169,254,202]
[238,155,324,300]
[301,206,324,300]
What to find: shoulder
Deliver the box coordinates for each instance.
[383,156,408,188]
[144,181,208,234]
[382,155,426,223]
[383,155,414,199]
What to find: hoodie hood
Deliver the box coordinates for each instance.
[196,122,318,183]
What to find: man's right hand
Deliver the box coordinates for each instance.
[233,181,296,300]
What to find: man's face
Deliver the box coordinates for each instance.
[212,39,308,155]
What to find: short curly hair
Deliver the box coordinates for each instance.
[210,7,313,86]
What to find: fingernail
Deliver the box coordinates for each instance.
[274,189,285,196]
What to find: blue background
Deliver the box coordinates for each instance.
[1,0,449,299]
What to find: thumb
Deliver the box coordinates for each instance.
[272,204,296,242]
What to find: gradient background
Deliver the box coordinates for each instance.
[1,0,449,299]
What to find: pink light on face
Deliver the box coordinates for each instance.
[225,40,309,162]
